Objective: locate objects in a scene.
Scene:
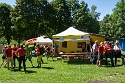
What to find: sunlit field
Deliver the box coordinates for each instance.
[0,54,125,83]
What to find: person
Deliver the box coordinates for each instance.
[113,41,125,66]
[5,45,14,69]
[25,44,34,67]
[36,44,42,68]
[96,42,104,67]
[33,43,36,50]
[39,45,45,63]
[54,43,59,56]
[50,45,54,61]
[104,41,114,67]
[12,44,18,68]
[91,40,98,64]
[87,44,91,52]
[45,45,51,60]
[90,38,94,49]
[0,46,7,68]
[16,45,26,72]
[82,43,86,52]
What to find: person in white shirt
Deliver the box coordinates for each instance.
[91,40,98,64]
[113,41,125,66]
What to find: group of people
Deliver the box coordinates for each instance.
[92,40,125,67]
[0,44,27,72]
[1,39,123,72]
[0,43,56,72]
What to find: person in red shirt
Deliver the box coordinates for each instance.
[36,44,42,67]
[17,45,26,72]
[12,44,18,68]
[96,42,104,67]
[104,41,114,67]
[5,45,14,69]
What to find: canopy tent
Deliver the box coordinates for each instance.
[35,36,45,42]
[52,27,90,53]
[35,37,53,44]
[35,36,53,44]
[25,38,37,45]
[53,27,89,37]
[26,36,53,45]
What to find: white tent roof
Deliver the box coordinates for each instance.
[43,38,53,44]
[53,27,89,36]
[35,36,44,42]
[35,36,52,44]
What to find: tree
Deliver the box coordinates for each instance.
[99,0,125,39]
[71,1,100,33]
[11,0,55,43]
[50,0,71,33]
[0,3,12,45]
[112,0,125,38]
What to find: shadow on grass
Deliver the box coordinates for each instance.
[47,60,56,62]
[10,68,19,72]
[25,70,37,73]
[42,62,48,64]
[10,69,37,73]
[41,67,54,69]
[26,66,54,70]
[98,59,123,67]
[64,58,92,65]
[64,58,124,67]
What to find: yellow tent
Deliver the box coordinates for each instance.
[52,27,105,53]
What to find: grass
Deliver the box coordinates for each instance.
[0,54,125,83]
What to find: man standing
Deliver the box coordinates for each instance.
[17,45,26,72]
[5,45,14,70]
[12,44,18,68]
[92,40,99,64]
[104,41,114,67]
[25,45,34,67]
[113,41,125,66]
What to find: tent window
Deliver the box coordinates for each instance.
[77,42,86,48]
[62,41,67,48]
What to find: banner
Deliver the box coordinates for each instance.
[72,38,77,41]
[81,36,90,40]
[59,38,64,42]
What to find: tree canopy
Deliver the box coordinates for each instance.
[0,0,124,44]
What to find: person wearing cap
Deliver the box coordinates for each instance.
[17,45,26,72]
[113,41,125,66]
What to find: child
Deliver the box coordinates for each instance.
[96,42,104,67]
[0,46,7,67]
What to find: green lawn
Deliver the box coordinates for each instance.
[0,55,125,83]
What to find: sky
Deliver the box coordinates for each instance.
[0,0,120,20]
